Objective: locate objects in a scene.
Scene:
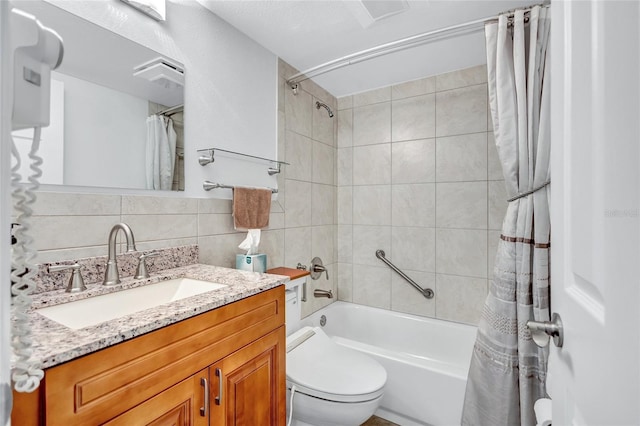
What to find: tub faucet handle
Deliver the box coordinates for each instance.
[313,264,328,280]
[310,257,328,280]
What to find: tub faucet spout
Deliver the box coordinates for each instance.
[103,223,137,286]
[313,289,333,299]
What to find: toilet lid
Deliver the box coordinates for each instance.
[286,326,387,403]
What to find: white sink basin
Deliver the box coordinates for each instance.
[37,278,227,330]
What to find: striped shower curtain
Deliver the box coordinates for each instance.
[462,6,551,426]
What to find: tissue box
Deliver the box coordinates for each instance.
[236,254,267,273]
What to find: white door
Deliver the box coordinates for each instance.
[549,1,640,425]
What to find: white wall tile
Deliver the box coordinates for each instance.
[436,84,488,137]
[285,87,312,137]
[30,215,119,251]
[268,212,285,230]
[352,225,390,266]
[337,148,353,187]
[198,213,236,236]
[313,97,335,146]
[391,138,435,184]
[284,226,312,267]
[121,214,198,242]
[337,96,353,110]
[436,229,488,278]
[488,180,508,230]
[391,184,435,227]
[259,229,285,269]
[337,263,353,302]
[337,186,352,225]
[353,87,391,107]
[284,180,312,228]
[285,130,312,181]
[353,185,391,226]
[391,94,436,141]
[391,227,435,272]
[312,141,334,185]
[198,233,245,268]
[31,192,120,216]
[353,103,391,146]
[312,184,334,226]
[435,274,487,324]
[198,198,232,214]
[122,196,197,215]
[391,76,436,100]
[337,109,353,148]
[312,225,334,265]
[353,264,391,309]
[337,225,353,263]
[436,132,487,182]
[435,64,488,92]
[391,271,435,317]
[436,182,488,229]
[353,144,391,185]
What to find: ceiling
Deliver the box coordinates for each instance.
[196,0,540,97]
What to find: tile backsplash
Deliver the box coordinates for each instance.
[335,64,507,325]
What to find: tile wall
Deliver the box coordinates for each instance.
[336,65,507,325]
[21,59,336,319]
[278,59,338,317]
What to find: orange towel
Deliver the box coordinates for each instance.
[232,187,272,230]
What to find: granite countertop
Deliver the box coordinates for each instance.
[17,264,288,369]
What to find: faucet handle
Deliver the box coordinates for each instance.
[134,252,160,280]
[49,263,87,293]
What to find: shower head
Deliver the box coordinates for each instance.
[316,101,334,118]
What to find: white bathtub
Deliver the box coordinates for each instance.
[301,302,477,426]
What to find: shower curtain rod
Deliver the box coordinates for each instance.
[157,103,184,116]
[286,4,546,91]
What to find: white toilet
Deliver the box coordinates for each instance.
[285,278,387,426]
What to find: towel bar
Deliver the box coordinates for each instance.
[202,181,278,194]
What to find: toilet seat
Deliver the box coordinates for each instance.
[286,327,387,403]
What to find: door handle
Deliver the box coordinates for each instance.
[527,313,564,348]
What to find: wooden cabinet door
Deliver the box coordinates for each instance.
[210,327,285,426]
[104,369,209,426]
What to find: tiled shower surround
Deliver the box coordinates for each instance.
[22,63,503,325]
[335,64,507,325]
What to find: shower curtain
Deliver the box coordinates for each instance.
[145,114,177,190]
[462,6,550,426]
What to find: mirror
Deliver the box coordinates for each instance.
[11,1,185,191]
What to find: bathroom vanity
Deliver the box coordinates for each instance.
[12,264,288,425]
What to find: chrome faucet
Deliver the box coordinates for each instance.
[103,223,137,286]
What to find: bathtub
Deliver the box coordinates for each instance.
[301,302,477,426]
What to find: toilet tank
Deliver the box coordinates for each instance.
[285,277,305,336]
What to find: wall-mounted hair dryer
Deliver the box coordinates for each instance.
[9,7,64,394]
[11,8,63,131]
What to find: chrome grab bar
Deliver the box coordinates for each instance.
[375,250,434,299]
